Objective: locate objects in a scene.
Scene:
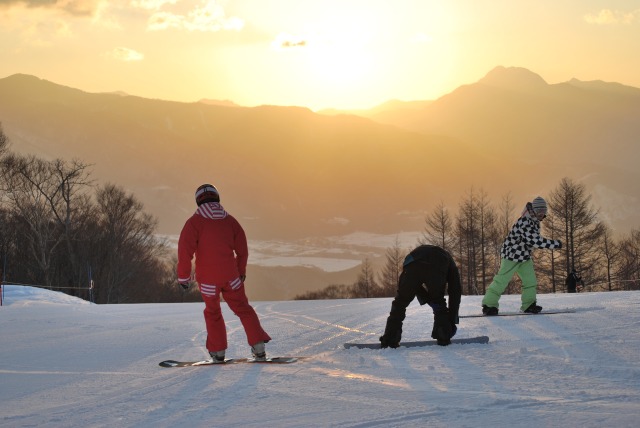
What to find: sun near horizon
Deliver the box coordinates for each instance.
[0,1,639,111]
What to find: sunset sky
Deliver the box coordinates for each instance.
[1,0,639,110]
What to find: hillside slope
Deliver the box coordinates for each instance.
[0,72,571,239]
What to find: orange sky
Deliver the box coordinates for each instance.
[1,1,639,110]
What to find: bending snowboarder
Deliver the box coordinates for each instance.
[380,245,461,347]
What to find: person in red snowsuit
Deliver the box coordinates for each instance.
[177,184,271,361]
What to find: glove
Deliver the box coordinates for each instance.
[178,281,190,290]
[557,240,562,249]
[380,318,402,348]
[240,275,246,283]
[380,333,400,349]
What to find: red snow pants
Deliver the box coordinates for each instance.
[199,278,271,353]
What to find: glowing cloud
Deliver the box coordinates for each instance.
[105,47,144,62]
[0,0,101,16]
[271,33,307,50]
[146,0,243,32]
[131,0,178,10]
[584,9,640,25]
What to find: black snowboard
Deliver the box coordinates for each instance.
[344,335,489,349]
[460,309,576,318]
[159,357,298,367]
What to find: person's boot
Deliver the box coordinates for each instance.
[482,305,499,316]
[209,350,226,363]
[523,301,543,314]
[251,341,266,361]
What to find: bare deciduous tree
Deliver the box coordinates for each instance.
[616,229,640,291]
[378,237,404,297]
[421,201,455,251]
[92,183,168,303]
[598,225,621,291]
[548,177,605,286]
[0,155,64,287]
[352,258,379,298]
[0,123,9,159]
[476,189,497,294]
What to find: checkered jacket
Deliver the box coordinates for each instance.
[500,213,561,262]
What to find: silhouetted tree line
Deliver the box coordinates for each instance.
[0,123,194,303]
[296,179,639,300]
[2,123,637,303]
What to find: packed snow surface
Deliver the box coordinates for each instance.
[1,286,639,427]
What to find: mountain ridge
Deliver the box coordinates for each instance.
[0,67,638,242]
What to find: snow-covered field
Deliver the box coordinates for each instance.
[1,285,639,427]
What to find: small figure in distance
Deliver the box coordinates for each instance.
[566,268,584,293]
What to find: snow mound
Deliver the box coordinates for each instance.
[2,284,90,307]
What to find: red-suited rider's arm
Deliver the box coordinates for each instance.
[177,218,197,288]
[233,218,248,278]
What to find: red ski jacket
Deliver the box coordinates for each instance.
[177,203,248,285]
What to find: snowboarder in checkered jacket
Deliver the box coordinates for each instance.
[481,197,562,315]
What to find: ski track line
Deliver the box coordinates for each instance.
[262,308,372,337]
[0,368,140,376]
[153,363,270,427]
[335,409,445,428]
[476,316,640,396]
[306,352,637,426]
[271,317,354,354]
[266,310,375,336]
[258,300,392,348]
[2,362,203,424]
[254,364,448,412]
[526,336,640,384]
[190,321,243,354]
[308,366,414,389]
[260,309,386,354]
[262,303,388,338]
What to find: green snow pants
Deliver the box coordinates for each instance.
[482,258,537,311]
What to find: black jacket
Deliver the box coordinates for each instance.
[403,245,461,320]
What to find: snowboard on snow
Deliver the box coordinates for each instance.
[344,335,489,350]
[460,309,576,318]
[159,357,298,367]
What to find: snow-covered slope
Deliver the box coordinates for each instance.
[1,286,639,427]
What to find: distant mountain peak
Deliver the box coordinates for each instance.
[5,73,41,81]
[479,66,548,91]
[198,98,240,107]
[567,78,640,95]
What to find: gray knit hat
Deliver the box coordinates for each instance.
[531,196,547,215]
